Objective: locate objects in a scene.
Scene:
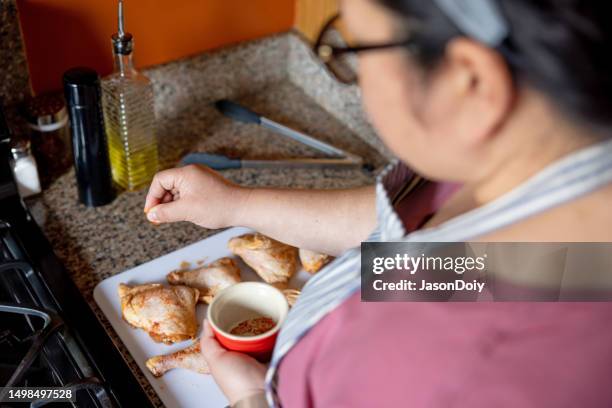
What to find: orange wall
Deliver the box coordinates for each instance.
[17,0,295,94]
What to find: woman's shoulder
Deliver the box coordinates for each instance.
[479,182,612,242]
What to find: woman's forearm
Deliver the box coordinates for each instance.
[233,185,376,256]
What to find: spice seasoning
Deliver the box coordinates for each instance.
[230,317,276,337]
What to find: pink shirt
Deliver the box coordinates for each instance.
[278,296,612,407]
[276,176,612,407]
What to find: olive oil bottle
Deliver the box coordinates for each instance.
[102,0,158,191]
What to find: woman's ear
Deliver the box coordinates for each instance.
[424,37,515,147]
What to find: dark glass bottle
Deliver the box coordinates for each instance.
[63,67,116,207]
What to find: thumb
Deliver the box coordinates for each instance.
[200,320,226,362]
[146,200,190,224]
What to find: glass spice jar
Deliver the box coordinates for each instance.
[10,139,42,198]
[23,93,72,187]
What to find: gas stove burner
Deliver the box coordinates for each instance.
[30,378,114,408]
[0,328,22,348]
[0,185,152,405]
[0,233,122,407]
[0,303,63,401]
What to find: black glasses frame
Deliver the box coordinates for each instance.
[313,13,417,84]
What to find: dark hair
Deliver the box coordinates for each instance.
[380,0,612,134]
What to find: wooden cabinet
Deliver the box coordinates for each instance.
[18,0,295,94]
[295,0,339,42]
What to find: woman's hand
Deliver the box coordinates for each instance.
[200,320,267,406]
[143,165,249,229]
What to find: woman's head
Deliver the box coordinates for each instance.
[341,0,612,182]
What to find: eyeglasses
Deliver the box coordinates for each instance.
[313,13,417,84]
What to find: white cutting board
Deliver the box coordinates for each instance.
[94,227,311,408]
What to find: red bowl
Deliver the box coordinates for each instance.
[207,282,288,359]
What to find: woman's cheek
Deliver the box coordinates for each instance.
[360,62,425,161]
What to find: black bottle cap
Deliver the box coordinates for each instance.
[63,67,101,108]
[112,32,133,55]
[63,67,116,207]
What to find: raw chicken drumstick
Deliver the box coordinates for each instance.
[118,283,199,344]
[146,341,209,377]
[167,257,241,304]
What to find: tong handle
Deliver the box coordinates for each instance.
[215,100,261,124]
[181,152,241,170]
[215,99,349,158]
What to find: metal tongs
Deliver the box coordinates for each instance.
[181,100,365,170]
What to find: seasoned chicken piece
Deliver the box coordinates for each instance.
[118,283,199,344]
[282,288,301,307]
[299,249,332,274]
[146,341,209,377]
[228,233,298,287]
[167,257,241,304]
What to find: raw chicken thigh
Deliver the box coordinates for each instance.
[299,249,332,274]
[118,283,199,344]
[282,288,301,307]
[228,233,298,288]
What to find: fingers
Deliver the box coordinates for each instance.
[200,320,226,362]
[160,191,174,204]
[146,199,189,224]
[144,168,184,213]
[203,319,216,339]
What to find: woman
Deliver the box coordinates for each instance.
[144,0,612,406]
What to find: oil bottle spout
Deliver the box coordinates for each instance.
[112,0,133,55]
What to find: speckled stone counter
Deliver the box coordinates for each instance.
[0,0,31,128]
[28,32,389,406]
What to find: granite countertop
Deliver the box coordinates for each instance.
[28,32,388,406]
[1,0,31,127]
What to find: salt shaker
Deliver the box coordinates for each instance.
[10,139,42,198]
